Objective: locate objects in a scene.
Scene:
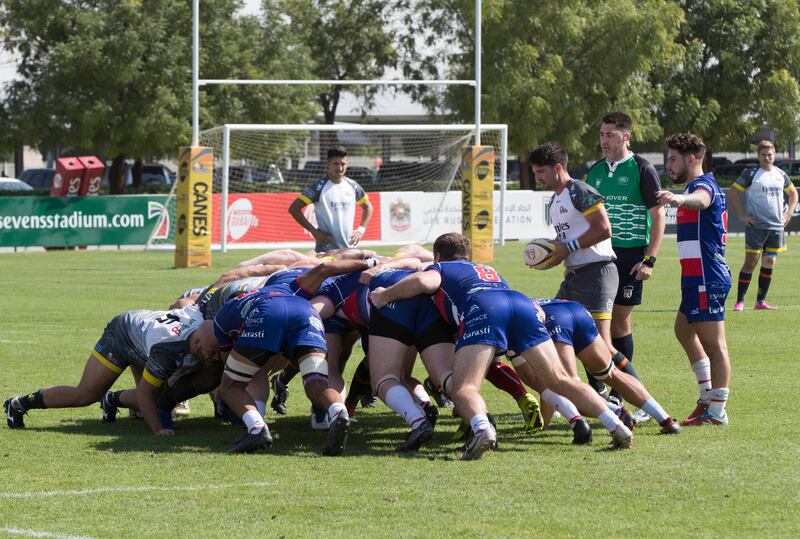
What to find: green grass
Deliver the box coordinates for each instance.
[1,238,799,538]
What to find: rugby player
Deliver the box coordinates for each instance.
[371,233,634,460]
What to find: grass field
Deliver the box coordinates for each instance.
[1,237,799,538]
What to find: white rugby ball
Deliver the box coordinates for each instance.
[523,239,557,269]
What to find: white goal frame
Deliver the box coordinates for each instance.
[206,123,509,252]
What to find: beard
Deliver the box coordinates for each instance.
[670,169,690,184]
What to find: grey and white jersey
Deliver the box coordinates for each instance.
[197,277,268,320]
[734,167,793,230]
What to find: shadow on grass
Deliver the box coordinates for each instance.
[20,410,613,457]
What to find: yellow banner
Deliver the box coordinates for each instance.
[461,145,494,263]
[175,146,213,268]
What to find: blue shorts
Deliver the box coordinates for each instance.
[457,290,550,354]
[235,295,327,359]
[538,300,598,354]
[679,284,730,323]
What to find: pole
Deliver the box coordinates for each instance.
[192,0,200,146]
[474,0,481,146]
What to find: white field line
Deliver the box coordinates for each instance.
[0,481,271,499]
[0,527,94,539]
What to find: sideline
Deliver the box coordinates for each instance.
[0,528,94,539]
[0,481,272,499]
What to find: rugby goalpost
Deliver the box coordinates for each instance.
[157,0,506,253]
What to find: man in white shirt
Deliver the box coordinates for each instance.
[289,146,374,251]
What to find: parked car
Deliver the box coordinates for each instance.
[102,162,175,187]
[0,178,35,192]
[19,168,56,190]
[777,159,800,176]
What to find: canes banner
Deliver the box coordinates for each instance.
[175,146,212,268]
[461,146,494,263]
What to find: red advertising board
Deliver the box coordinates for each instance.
[211,192,382,245]
[77,156,104,196]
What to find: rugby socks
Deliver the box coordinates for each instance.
[108,390,127,409]
[736,271,752,302]
[612,334,635,362]
[469,414,494,436]
[541,389,582,424]
[756,266,774,302]
[597,409,627,434]
[708,388,729,418]
[242,409,266,434]
[583,370,608,397]
[611,351,640,380]
[411,382,432,407]
[384,385,426,428]
[254,400,266,417]
[328,402,348,422]
[691,357,712,401]
[344,358,373,413]
[486,361,527,401]
[639,397,669,423]
[18,389,46,411]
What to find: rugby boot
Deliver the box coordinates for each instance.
[518,393,544,435]
[461,427,497,461]
[571,417,593,445]
[322,413,351,456]
[396,420,434,453]
[228,427,273,454]
[618,406,638,431]
[173,400,191,416]
[100,391,118,424]
[681,400,709,425]
[270,374,289,415]
[423,377,454,408]
[609,426,633,449]
[682,409,728,426]
[4,397,26,429]
[422,402,439,429]
[755,301,778,310]
[360,392,378,408]
[658,416,681,435]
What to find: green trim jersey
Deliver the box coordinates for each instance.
[588,153,662,248]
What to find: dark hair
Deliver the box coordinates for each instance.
[326,145,348,159]
[433,233,471,261]
[601,112,632,132]
[665,133,706,160]
[527,142,568,169]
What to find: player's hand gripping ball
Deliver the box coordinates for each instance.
[523,239,557,269]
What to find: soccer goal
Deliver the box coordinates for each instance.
[147,123,511,251]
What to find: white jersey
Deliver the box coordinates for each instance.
[548,179,616,269]
[125,304,204,360]
[299,176,368,249]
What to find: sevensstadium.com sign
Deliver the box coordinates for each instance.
[0,195,169,247]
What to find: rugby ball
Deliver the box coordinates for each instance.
[523,239,557,269]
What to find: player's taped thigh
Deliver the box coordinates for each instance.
[224,354,260,383]
[440,370,454,397]
[298,351,329,387]
[588,358,615,381]
[375,373,401,396]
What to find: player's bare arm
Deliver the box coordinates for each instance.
[370,270,441,308]
[656,189,711,210]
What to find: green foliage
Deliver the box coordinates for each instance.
[0,0,316,160]
[658,0,800,152]
[0,238,799,536]
[263,0,400,123]
[396,0,683,162]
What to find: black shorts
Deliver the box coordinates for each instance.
[613,246,646,307]
[369,308,453,352]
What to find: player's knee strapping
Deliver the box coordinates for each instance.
[224,355,260,382]
[588,359,615,381]
[375,374,400,397]
[299,354,329,387]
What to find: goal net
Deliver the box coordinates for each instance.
[148,124,510,250]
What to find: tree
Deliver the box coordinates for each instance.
[0,0,316,192]
[396,0,683,174]
[263,0,399,125]
[656,0,800,155]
